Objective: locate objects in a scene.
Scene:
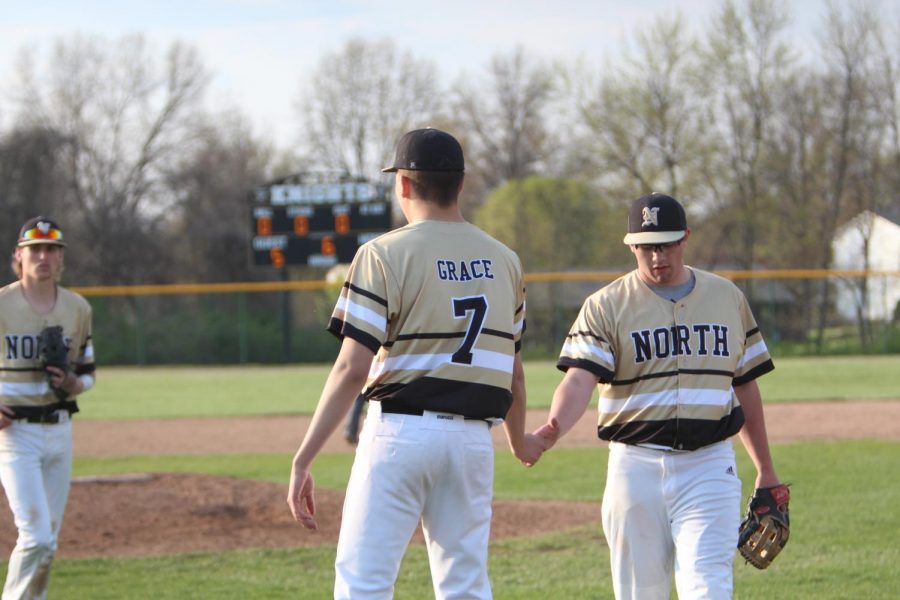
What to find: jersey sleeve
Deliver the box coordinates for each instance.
[732,292,775,385]
[513,259,526,353]
[74,300,96,376]
[327,244,394,353]
[556,294,616,382]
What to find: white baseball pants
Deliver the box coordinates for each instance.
[0,415,73,600]
[334,402,495,600]
[602,440,742,600]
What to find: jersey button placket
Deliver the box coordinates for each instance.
[673,303,687,449]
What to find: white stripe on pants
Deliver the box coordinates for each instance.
[335,403,494,600]
[601,440,742,600]
[0,418,73,600]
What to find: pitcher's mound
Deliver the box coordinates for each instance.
[0,473,600,559]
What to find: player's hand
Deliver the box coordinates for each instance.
[516,433,547,467]
[533,417,561,450]
[45,366,79,394]
[287,465,317,530]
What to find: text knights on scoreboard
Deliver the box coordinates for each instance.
[250,171,393,269]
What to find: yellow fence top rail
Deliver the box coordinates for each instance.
[71,269,900,297]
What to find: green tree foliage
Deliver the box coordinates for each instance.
[475,176,629,272]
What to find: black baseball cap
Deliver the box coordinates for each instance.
[382,128,465,173]
[622,193,687,245]
[17,216,67,247]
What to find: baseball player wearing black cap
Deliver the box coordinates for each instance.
[533,193,784,599]
[288,128,543,599]
[0,217,96,600]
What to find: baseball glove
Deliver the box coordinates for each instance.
[38,325,69,374]
[737,484,790,569]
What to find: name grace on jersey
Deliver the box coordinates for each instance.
[630,324,730,363]
[436,259,494,282]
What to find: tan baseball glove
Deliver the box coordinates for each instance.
[737,483,790,569]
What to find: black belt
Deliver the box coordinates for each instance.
[21,412,66,424]
[376,400,491,423]
[9,400,79,424]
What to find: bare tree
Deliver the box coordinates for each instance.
[0,126,70,281]
[809,1,883,351]
[296,38,441,181]
[451,47,557,200]
[697,0,794,273]
[9,34,209,284]
[573,13,706,201]
[166,110,274,283]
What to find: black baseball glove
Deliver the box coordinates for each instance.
[38,325,69,374]
[737,483,790,569]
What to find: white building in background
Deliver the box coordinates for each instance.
[831,210,900,322]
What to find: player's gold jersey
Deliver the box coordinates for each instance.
[0,281,95,407]
[329,220,526,419]
[558,268,774,450]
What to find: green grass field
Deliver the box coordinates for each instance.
[1,357,898,598]
[84,355,900,420]
[4,441,897,599]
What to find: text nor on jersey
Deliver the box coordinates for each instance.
[5,334,71,360]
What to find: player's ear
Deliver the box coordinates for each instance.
[682,228,691,244]
[399,174,411,199]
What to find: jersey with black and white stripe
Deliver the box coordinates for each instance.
[0,281,95,408]
[329,220,526,420]
[557,267,773,450]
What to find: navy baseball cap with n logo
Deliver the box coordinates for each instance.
[382,128,465,173]
[623,193,687,245]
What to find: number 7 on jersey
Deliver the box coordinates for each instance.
[451,295,488,365]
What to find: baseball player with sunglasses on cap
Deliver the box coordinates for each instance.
[533,193,787,599]
[287,128,544,599]
[0,217,96,600]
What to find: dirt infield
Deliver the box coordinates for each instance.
[69,400,900,457]
[1,401,897,559]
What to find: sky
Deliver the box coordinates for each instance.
[0,0,835,151]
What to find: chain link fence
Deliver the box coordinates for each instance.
[78,270,900,366]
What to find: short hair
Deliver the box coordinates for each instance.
[400,169,464,207]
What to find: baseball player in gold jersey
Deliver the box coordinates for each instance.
[288,128,542,599]
[0,217,96,600]
[534,193,783,599]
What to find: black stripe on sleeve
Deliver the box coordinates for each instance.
[327,319,382,353]
[733,359,775,386]
[556,357,613,382]
[345,282,388,307]
[75,364,96,375]
[567,330,606,343]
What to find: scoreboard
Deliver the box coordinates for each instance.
[251,178,393,268]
